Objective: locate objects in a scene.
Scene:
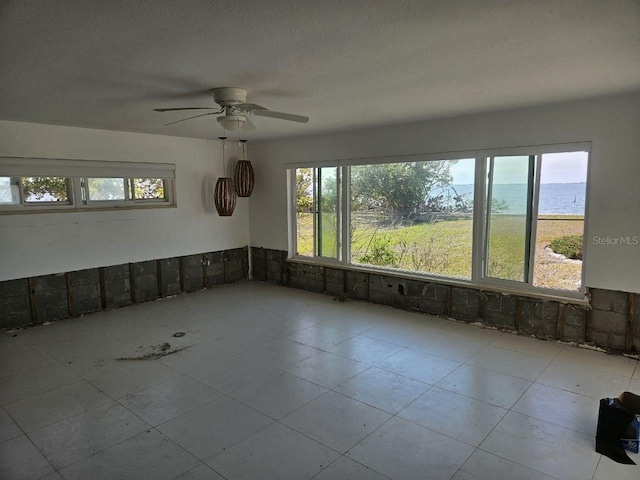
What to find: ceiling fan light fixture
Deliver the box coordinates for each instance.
[217,115,245,131]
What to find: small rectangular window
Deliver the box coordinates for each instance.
[0,177,20,205]
[132,178,166,200]
[87,178,127,201]
[0,157,176,213]
[22,177,71,204]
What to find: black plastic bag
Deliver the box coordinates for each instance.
[596,392,640,465]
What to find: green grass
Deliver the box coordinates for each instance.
[350,216,474,278]
[296,212,585,290]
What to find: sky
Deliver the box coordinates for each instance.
[448,151,589,185]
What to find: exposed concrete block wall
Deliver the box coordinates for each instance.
[159,258,181,297]
[182,254,206,293]
[32,274,69,323]
[104,264,133,309]
[69,269,101,315]
[252,247,639,354]
[589,289,632,351]
[0,279,31,329]
[0,247,247,330]
[133,261,159,303]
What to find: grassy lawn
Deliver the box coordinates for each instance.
[533,216,584,290]
[296,212,584,291]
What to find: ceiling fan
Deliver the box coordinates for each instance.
[154,87,309,131]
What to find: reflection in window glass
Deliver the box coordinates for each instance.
[350,159,475,279]
[295,168,314,257]
[0,177,20,205]
[132,178,165,200]
[533,152,587,291]
[317,167,340,259]
[22,177,70,203]
[88,178,126,201]
[486,156,532,282]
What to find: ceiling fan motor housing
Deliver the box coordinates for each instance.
[217,114,246,130]
[212,87,247,106]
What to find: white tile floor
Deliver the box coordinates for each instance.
[1,281,638,480]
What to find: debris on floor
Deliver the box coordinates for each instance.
[117,342,189,360]
[333,285,358,302]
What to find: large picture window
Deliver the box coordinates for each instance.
[289,144,589,298]
[350,159,475,279]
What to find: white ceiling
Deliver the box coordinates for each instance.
[1,0,639,140]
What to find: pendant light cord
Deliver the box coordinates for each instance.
[218,133,228,177]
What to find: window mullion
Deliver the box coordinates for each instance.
[316,169,322,256]
[523,155,536,281]
[527,155,542,285]
[471,157,486,283]
[341,166,350,265]
[287,170,296,257]
[482,157,495,280]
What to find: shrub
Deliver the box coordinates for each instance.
[359,237,400,267]
[549,234,583,260]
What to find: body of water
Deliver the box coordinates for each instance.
[449,183,586,215]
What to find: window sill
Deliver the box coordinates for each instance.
[0,204,177,215]
[287,255,589,306]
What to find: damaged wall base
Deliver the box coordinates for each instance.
[0,247,248,329]
[2,245,637,355]
[251,247,640,355]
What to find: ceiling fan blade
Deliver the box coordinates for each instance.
[154,107,217,112]
[164,112,215,126]
[252,109,309,123]
[242,117,256,131]
[237,103,267,112]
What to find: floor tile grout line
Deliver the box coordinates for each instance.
[590,454,603,480]
[169,461,231,480]
[472,446,566,480]
[307,453,393,480]
[4,379,115,434]
[0,413,58,478]
[21,375,160,471]
[0,363,86,407]
[53,425,201,477]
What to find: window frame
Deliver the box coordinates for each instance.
[0,157,176,214]
[287,142,591,301]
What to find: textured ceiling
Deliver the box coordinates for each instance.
[1,0,639,140]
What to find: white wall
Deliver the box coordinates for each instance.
[0,120,249,281]
[250,93,640,294]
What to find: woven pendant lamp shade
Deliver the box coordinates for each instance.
[234,160,254,197]
[213,136,236,216]
[214,177,236,216]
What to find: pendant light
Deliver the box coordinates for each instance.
[234,139,255,197]
[214,136,237,216]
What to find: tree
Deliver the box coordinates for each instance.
[296,168,313,212]
[133,178,164,199]
[87,178,126,200]
[350,161,456,220]
[23,177,68,201]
